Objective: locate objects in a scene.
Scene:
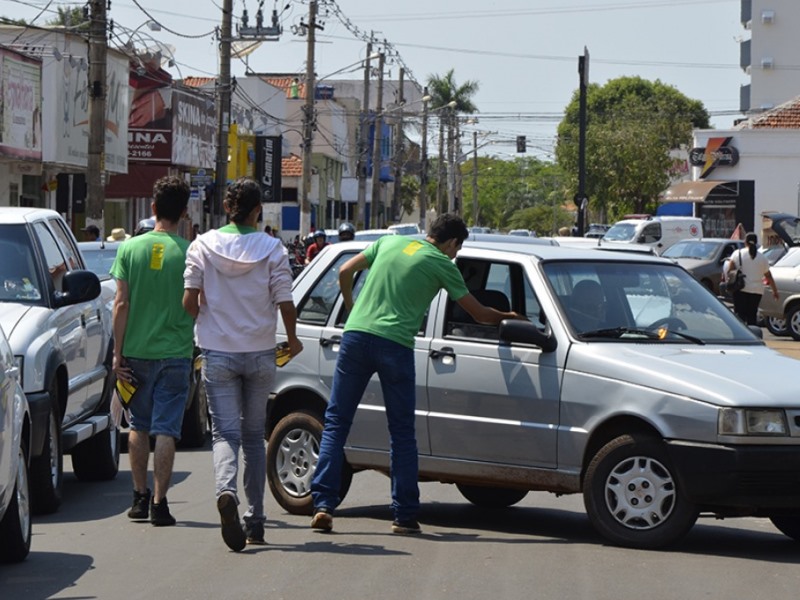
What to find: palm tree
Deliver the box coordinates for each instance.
[427,70,479,214]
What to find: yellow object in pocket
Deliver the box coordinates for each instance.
[116,378,138,407]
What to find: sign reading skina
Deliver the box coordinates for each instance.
[255,135,282,202]
[689,136,739,179]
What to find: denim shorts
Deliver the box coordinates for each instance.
[125,357,191,439]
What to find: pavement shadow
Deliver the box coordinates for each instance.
[0,551,93,600]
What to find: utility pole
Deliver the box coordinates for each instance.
[300,0,319,236]
[87,0,108,233]
[391,67,404,224]
[576,47,590,236]
[369,51,385,228]
[214,0,233,228]
[355,40,372,230]
[472,130,479,226]
[447,111,456,213]
[419,89,429,232]
[436,114,446,214]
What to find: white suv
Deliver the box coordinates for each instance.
[0,208,118,514]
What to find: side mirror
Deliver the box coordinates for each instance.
[53,270,101,308]
[499,319,557,353]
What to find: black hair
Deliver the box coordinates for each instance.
[745,232,758,259]
[152,176,190,223]
[427,213,469,244]
[224,178,263,223]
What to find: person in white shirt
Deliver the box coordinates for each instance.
[723,232,778,325]
[183,177,303,551]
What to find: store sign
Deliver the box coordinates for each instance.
[0,49,42,160]
[255,135,282,202]
[128,128,172,162]
[171,89,216,169]
[689,136,739,179]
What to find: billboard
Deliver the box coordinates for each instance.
[0,48,42,160]
[171,89,216,169]
[255,135,282,202]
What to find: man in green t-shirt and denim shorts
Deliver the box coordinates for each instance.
[310,214,523,534]
[111,176,194,527]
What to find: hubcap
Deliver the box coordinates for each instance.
[604,455,675,530]
[276,428,319,498]
[769,316,788,335]
[790,311,800,337]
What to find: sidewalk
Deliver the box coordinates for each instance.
[765,337,800,360]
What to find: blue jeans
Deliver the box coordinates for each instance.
[311,331,419,522]
[126,357,191,439]
[203,349,275,524]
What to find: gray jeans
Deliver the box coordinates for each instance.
[202,349,275,524]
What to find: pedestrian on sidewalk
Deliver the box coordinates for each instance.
[310,213,524,535]
[183,177,303,551]
[723,231,778,325]
[111,175,194,527]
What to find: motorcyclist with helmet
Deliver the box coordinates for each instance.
[305,230,331,264]
[338,222,355,242]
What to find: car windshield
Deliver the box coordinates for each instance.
[543,260,757,343]
[0,224,45,304]
[81,246,119,278]
[662,241,718,260]
[602,223,637,242]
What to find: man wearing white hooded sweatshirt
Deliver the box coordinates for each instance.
[183,178,303,551]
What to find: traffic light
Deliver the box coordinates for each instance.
[516,135,527,153]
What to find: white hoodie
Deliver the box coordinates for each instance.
[184,228,294,353]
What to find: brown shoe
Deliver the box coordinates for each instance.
[311,508,333,531]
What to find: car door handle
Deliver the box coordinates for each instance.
[320,335,342,347]
[430,347,456,359]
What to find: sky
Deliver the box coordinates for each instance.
[1,0,748,160]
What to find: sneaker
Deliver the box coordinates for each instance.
[310,508,333,531]
[391,519,422,535]
[245,521,266,545]
[217,491,246,552]
[127,488,151,520]
[150,497,176,527]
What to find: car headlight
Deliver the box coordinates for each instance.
[719,408,788,436]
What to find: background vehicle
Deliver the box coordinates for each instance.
[0,208,118,514]
[585,223,610,239]
[662,238,744,295]
[603,216,702,254]
[758,247,800,339]
[387,223,421,236]
[267,240,800,549]
[0,322,32,562]
[77,240,208,448]
[508,229,536,237]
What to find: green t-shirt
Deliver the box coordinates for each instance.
[345,236,469,348]
[110,231,194,359]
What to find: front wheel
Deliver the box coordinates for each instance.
[583,433,698,549]
[267,411,352,515]
[30,383,63,515]
[765,316,789,337]
[0,444,31,562]
[770,516,800,542]
[456,484,528,508]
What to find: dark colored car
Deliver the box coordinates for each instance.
[662,238,745,295]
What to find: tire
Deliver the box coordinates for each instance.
[786,304,800,342]
[267,411,353,515]
[770,516,800,542]
[456,484,528,508]
[583,433,698,549]
[0,444,32,562]
[766,316,790,337]
[178,371,208,449]
[30,383,63,515]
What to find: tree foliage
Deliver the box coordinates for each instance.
[555,76,710,221]
[46,6,88,31]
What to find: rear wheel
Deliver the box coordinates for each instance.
[456,484,528,508]
[72,362,120,481]
[770,516,800,542]
[267,411,352,515]
[583,433,698,549]
[786,304,800,341]
[0,443,31,562]
[765,316,790,337]
[30,382,63,515]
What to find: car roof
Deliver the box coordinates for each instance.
[0,207,61,224]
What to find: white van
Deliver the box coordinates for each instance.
[602,216,702,254]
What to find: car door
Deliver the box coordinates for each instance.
[0,326,14,500]
[31,221,87,422]
[49,218,108,410]
[425,257,560,468]
[305,256,433,455]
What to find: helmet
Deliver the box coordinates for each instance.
[338,222,355,241]
[313,230,327,241]
[134,217,156,236]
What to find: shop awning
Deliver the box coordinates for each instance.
[105,164,170,198]
[660,180,735,203]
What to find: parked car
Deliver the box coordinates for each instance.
[758,247,800,339]
[387,223,421,236]
[0,322,32,562]
[508,229,534,237]
[602,216,702,255]
[267,239,800,549]
[662,238,745,295]
[0,208,118,514]
[585,223,610,239]
[77,241,208,448]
